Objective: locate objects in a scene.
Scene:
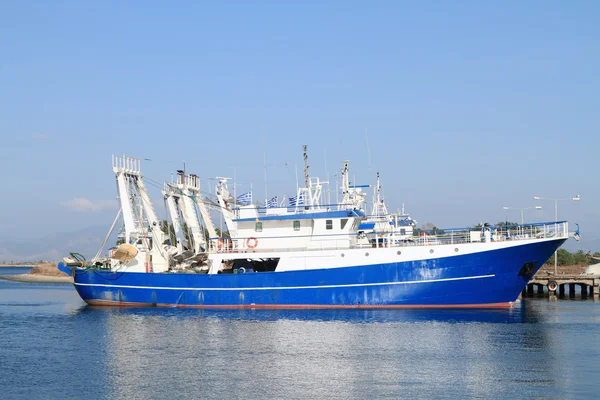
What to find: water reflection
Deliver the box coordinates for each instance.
[80,303,534,324]
[1,280,597,399]
[72,302,573,399]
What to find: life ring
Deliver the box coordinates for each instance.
[217,238,224,251]
[238,267,246,274]
[548,280,558,292]
[246,237,258,249]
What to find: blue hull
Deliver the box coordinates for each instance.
[66,239,565,308]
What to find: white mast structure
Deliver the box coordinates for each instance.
[371,172,388,217]
[174,170,207,254]
[112,155,170,272]
[162,183,185,254]
[189,174,218,241]
[340,160,366,210]
[297,145,328,210]
[163,171,218,258]
[215,177,239,239]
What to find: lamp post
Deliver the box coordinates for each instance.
[502,206,542,225]
[532,195,581,274]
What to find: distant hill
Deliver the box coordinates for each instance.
[0,225,114,263]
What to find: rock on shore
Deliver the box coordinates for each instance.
[0,262,73,283]
[0,274,73,283]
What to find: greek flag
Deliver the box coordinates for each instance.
[237,191,252,205]
[289,194,304,207]
[267,196,278,208]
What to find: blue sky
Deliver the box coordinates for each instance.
[1,1,598,249]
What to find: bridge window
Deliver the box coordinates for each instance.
[326,219,333,230]
[220,258,280,273]
[293,220,300,231]
[255,222,263,232]
[341,218,348,229]
[400,229,406,235]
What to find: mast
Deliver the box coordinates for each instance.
[341,160,350,201]
[373,172,381,216]
[303,145,309,189]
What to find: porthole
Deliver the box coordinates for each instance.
[454,248,459,252]
[397,251,401,255]
[365,252,369,256]
[341,253,345,257]
[429,249,434,254]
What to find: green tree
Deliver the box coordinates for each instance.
[573,250,588,265]
[545,249,589,266]
[420,222,444,234]
[496,221,520,230]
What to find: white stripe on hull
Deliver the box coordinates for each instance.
[74,273,495,291]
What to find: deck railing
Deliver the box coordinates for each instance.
[207,221,569,254]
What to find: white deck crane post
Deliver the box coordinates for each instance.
[113,155,138,244]
[162,183,184,254]
[177,170,207,254]
[215,177,239,241]
[188,174,218,242]
[132,159,170,272]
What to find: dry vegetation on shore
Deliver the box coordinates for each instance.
[28,263,68,277]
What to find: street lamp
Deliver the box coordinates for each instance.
[502,206,542,225]
[532,195,581,274]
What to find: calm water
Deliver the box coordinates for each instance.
[1,267,599,399]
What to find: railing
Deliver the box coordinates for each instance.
[206,221,569,254]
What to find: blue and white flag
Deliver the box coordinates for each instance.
[237,191,252,205]
[267,196,278,208]
[289,194,304,207]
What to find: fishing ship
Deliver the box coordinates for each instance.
[59,152,570,308]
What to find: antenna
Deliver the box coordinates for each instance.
[295,164,299,199]
[365,129,373,212]
[262,125,268,205]
[324,148,331,205]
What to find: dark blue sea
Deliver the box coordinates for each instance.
[1,266,599,399]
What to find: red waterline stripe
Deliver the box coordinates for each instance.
[85,299,514,309]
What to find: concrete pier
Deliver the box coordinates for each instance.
[525,274,600,300]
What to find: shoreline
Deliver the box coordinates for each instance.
[0,265,37,268]
[0,274,73,283]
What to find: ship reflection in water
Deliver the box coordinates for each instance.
[1,278,598,399]
[72,302,586,399]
